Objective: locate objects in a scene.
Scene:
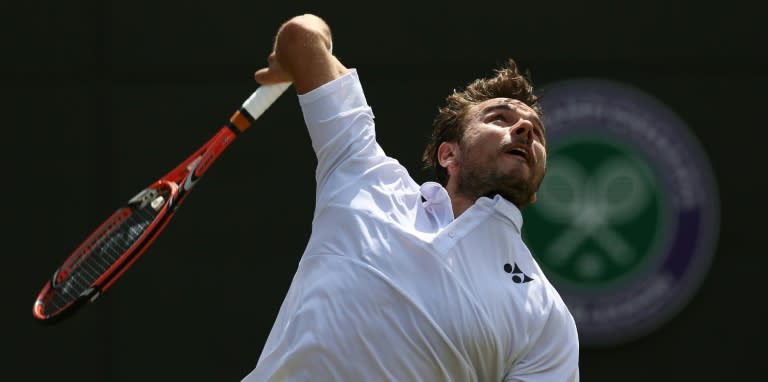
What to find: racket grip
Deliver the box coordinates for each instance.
[242,82,291,120]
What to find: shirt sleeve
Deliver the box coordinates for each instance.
[298,69,403,213]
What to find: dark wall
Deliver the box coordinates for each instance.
[4,1,765,380]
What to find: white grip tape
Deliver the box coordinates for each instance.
[242,39,330,119]
[242,82,291,119]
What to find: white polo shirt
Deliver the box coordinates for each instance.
[242,70,579,382]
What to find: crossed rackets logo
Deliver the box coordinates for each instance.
[525,79,719,346]
[533,155,653,279]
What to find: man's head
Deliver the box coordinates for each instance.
[422,59,546,209]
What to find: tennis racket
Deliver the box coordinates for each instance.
[33,81,291,324]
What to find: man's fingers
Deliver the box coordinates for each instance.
[254,51,293,85]
[254,68,293,84]
[254,67,273,84]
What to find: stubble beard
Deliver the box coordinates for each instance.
[456,157,538,209]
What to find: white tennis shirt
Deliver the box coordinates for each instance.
[242,70,579,382]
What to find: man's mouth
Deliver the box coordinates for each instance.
[504,145,531,163]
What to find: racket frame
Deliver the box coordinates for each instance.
[33,83,290,323]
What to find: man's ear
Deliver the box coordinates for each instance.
[437,141,459,171]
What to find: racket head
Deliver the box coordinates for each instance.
[33,180,179,323]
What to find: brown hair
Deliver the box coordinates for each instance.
[422,59,541,185]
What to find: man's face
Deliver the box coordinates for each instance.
[453,97,547,208]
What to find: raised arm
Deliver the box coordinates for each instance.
[254,14,349,94]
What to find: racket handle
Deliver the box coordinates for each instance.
[241,38,330,120]
[242,82,291,120]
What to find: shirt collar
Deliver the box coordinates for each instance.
[421,182,524,232]
[477,194,524,233]
[420,182,454,225]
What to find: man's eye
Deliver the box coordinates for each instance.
[491,114,506,123]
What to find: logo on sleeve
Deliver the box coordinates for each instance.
[504,263,534,284]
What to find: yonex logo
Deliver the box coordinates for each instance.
[503,263,533,284]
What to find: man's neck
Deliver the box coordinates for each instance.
[449,193,474,218]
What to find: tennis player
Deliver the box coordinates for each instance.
[242,13,580,381]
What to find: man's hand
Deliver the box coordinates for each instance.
[254,51,292,85]
[254,14,346,94]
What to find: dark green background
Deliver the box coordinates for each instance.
[3,1,764,380]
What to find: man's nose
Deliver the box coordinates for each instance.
[511,119,534,142]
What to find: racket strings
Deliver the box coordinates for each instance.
[46,204,160,313]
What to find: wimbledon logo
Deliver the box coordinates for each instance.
[524,79,720,346]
